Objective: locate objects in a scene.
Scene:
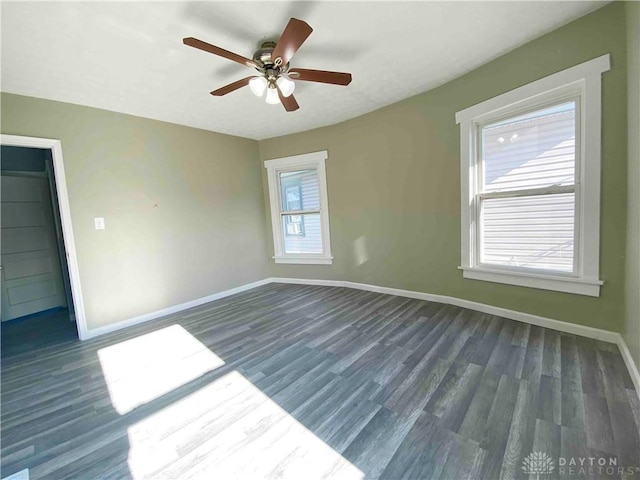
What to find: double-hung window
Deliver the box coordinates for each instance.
[265,150,333,264]
[456,55,610,296]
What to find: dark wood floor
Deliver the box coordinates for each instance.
[1,283,639,479]
[1,309,77,358]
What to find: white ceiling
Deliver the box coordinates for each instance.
[1,1,605,140]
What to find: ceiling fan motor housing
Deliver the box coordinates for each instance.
[253,41,289,76]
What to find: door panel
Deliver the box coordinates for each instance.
[3,254,52,280]
[1,175,67,321]
[4,296,63,321]
[1,176,42,201]
[8,279,57,304]
[1,227,49,253]
[2,202,46,228]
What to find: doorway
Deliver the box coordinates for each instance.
[2,147,72,320]
[0,135,87,341]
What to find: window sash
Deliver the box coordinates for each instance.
[276,171,322,216]
[474,189,579,275]
[473,97,582,277]
[275,167,321,215]
[477,96,581,193]
[275,168,324,254]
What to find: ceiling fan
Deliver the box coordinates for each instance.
[183,18,352,112]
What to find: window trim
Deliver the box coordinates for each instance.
[265,150,333,265]
[455,54,610,297]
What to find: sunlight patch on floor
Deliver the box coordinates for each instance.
[126,370,365,480]
[1,469,29,480]
[98,324,225,414]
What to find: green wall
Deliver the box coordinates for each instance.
[1,3,633,343]
[259,3,629,333]
[624,1,640,369]
[1,94,270,331]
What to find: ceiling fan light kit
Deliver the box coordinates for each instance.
[249,76,268,97]
[183,18,352,112]
[276,76,295,97]
[265,87,280,105]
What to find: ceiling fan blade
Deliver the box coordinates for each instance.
[277,86,300,112]
[288,68,352,86]
[183,37,257,68]
[210,76,254,96]
[271,18,313,66]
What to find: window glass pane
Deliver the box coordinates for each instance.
[480,193,574,273]
[482,101,576,193]
[282,213,322,254]
[280,169,320,212]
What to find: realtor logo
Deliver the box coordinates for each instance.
[522,451,555,479]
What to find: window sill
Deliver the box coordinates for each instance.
[458,266,602,297]
[274,256,333,265]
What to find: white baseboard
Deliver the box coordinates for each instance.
[83,278,272,340]
[81,275,640,399]
[616,334,640,394]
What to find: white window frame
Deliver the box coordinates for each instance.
[265,150,333,265]
[455,54,610,297]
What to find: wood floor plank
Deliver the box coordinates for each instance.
[486,320,517,376]
[538,374,562,425]
[577,336,606,396]
[607,398,640,468]
[437,435,486,480]
[481,374,520,448]
[560,426,590,480]
[542,329,562,379]
[560,335,586,430]
[532,418,561,472]
[380,412,450,479]
[458,368,501,442]
[425,361,484,432]
[598,350,630,403]
[471,315,505,366]
[384,356,451,416]
[340,407,419,480]
[501,379,539,480]
[521,324,544,383]
[584,393,616,454]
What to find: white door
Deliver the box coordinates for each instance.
[1,175,67,321]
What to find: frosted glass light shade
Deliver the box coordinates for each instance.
[276,76,295,97]
[265,87,280,105]
[249,76,267,97]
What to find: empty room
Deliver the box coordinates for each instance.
[1,1,639,479]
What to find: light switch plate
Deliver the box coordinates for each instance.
[94,217,105,230]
